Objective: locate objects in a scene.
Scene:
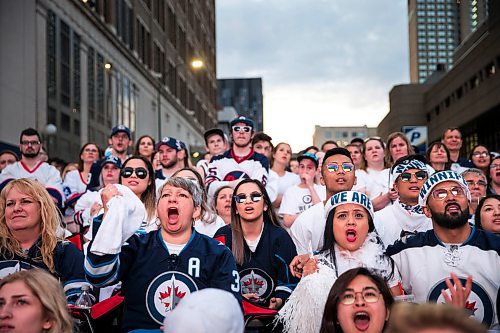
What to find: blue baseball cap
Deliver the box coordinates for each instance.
[101,155,122,168]
[110,125,131,139]
[230,116,254,129]
[297,152,319,168]
[156,136,182,151]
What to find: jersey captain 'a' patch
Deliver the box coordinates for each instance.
[145,271,199,324]
[240,268,274,300]
[428,277,494,327]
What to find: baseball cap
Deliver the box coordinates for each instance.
[230,116,254,129]
[204,128,225,145]
[110,125,131,139]
[156,136,182,151]
[101,155,122,168]
[418,170,471,207]
[297,152,319,168]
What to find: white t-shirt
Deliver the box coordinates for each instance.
[358,168,391,199]
[164,242,187,255]
[289,202,326,255]
[194,216,226,238]
[269,169,300,196]
[279,184,326,216]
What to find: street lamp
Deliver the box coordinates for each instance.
[43,123,57,158]
[152,58,205,140]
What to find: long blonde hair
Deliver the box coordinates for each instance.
[0,269,73,333]
[0,179,59,272]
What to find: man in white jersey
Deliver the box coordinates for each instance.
[0,128,64,208]
[205,116,269,198]
[374,155,433,248]
[290,148,356,255]
[387,170,500,329]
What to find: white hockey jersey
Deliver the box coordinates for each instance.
[0,161,64,207]
[387,228,500,329]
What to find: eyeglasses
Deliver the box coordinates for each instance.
[326,162,354,173]
[340,288,381,305]
[232,126,252,133]
[466,180,487,187]
[490,163,500,170]
[20,140,41,146]
[431,186,465,200]
[399,171,428,182]
[120,167,148,179]
[234,192,263,204]
[84,148,99,153]
[472,151,489,158]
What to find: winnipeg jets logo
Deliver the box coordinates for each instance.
[240,268,274,300]
[428,278,493,326]
[0,261,27,279]
[146,272,198,324]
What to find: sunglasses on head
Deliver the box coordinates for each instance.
[120,167,148,179]
[232,126,252,133]
[234,192,263,204]
[326,162,354,173]
[399,171,428,182]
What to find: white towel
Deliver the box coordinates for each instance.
[90,184,146,255]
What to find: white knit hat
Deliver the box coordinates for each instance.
[163,288,244,333]
[418,170,471,207]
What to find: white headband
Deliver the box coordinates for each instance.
[418,170,471,207]
[325,191,374,220]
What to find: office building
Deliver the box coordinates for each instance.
[217,78,264,131]
[0,0,216,161]
[379,0,500,155]
[408,0,488,84]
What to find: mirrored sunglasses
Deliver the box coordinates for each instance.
[326,162,354,173]
[234,192,263,204]
[431,186,465,200]
[232,126,252,133]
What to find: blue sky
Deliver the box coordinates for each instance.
[216,0,410,152]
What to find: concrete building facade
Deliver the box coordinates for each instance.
[0,0,217,161]
[217,78,264,132]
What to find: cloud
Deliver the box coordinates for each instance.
[216,0,409,151]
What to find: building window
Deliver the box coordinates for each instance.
[72,32,81,111]
[61,113,71,132]
[47,11,56,99]
[96,53,105,123]
[60,20,71,107]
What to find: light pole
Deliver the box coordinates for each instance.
[152,58,204,140]
[44,123,57,158]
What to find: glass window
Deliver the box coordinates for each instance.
[60,20,71,107]
[47,11,56,99]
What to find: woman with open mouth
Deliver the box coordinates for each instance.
[213,185,234,225]
[171,167,225,237]
[214,179,298,312]
[277,191,400,333]
[319,267,394,333]
[85,176,241,332]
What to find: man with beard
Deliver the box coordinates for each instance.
[0,128,64,207]
[387,170,500,329]
[205,116,269,198]
[154,136,183,180]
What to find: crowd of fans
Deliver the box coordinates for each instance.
[0,119,498,333]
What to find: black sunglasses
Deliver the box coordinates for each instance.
[399,171,428,182]
[120,167,148,179]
